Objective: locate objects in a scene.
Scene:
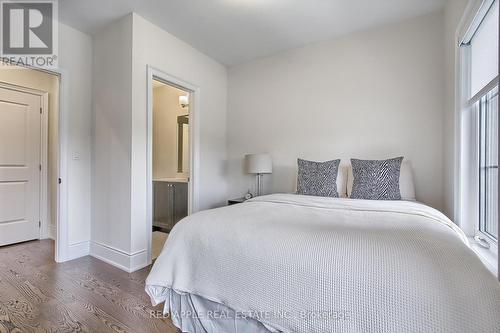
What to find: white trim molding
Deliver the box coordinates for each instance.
[90,241,148,273]
[468,237,498,276]
[67,241,90,261]
[40,92,49,240]
[0,62,73,263]
[145,66,201,267]
[55,67,70,263]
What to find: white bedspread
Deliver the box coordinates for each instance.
[146,194,500,333]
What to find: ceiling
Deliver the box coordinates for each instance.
[59,0,446,66]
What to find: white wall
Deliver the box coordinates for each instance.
[443,0,468,221]
[131,12,228,257]
[153,85,189,180]
[90,13,227,271]
[227,12,446,211]
[0,23,92,259]
[91,15,134,262]
[58,23,93,258]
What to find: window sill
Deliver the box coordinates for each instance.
[468,237,498,276]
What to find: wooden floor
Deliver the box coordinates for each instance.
[0,239,180,333]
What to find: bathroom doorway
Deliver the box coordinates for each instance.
[150,79,190,260]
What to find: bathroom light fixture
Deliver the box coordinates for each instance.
[179,95,189,108]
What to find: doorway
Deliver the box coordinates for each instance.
[151,79,190,259]
[146,67,198,263]
[0,67,60,249]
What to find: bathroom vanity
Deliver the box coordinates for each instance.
[153,178,188,231]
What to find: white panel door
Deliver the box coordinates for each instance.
[0,86,41,246]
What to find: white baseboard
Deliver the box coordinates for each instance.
[66,240,90,261]
[89,241,149,273]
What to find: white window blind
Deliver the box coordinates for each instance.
[470,0,499,98]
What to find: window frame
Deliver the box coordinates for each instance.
[478,86,499,243]
[458,0,499,252]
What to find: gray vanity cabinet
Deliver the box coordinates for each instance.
[153,181,188,231]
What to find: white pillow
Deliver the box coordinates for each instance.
[347,160,416,200]
[337,164,348,198]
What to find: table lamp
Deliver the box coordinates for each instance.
[244,153,272,196]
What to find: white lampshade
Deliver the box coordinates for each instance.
[245,153,272,174]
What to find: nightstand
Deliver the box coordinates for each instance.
[227,197,246,205]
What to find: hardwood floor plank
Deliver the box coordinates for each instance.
[64,274,164,333]
[0,240,180,333]
[35,299,95,333]
[0,271,45,333]
[0,259,142,333]
[0,261,98,333]
[62,257,153,305]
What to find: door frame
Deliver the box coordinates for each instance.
[146,66,200,264]
[0,82,49,243]
[0,61,70,263]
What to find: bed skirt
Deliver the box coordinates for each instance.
[147,286,278,333]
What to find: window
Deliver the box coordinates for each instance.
[479,86,498,240]
[461,0,499,244]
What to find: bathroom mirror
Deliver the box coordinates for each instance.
[177,115,189,174]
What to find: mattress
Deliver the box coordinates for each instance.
[146,194,500,333]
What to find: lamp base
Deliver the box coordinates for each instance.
[255,173,263,196]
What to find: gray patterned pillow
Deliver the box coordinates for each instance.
[297,159,340,197]
[350,157,403,200]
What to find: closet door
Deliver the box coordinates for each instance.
[0,87,41,246]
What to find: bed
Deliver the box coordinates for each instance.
[146,193,500,333]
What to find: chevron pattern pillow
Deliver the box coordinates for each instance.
[350,157,403,200]
[297,159,340,197]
